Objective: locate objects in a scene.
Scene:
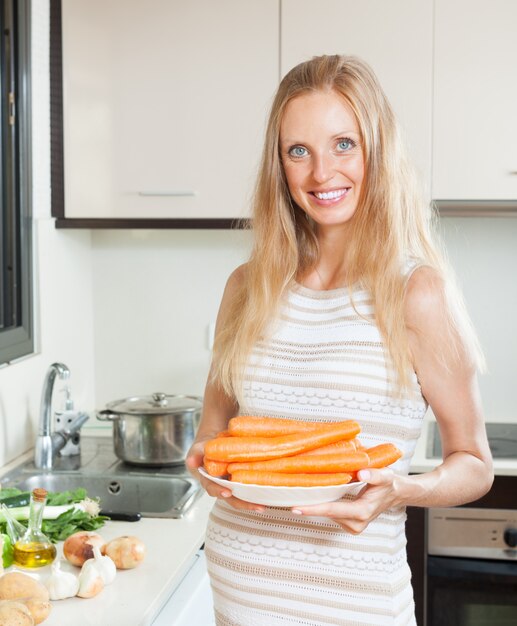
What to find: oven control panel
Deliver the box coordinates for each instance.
[428,507,517,561]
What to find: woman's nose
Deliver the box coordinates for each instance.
[311,152,334,184]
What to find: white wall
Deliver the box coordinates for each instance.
[89,219,516,423]
[440,217,517,420]
[91,229,252,407]
[0,1,96,467]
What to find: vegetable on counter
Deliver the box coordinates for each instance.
[63,531,105,567]
[76,563,104,599]
[44,560,79,601]
[0,571,52,624]
[81,547,116,585]
[0,488,109,544]
[102,536,146,570]
[1,535,13,569]
[75,546,116,598]
[0,601,34,626]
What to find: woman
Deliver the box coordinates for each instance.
[187,55,493,626]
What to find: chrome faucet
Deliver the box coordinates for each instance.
[34,362,90,470]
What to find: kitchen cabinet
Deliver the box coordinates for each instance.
[281,0,433,196]
[432,0,517,202]
[406,505,426,626]
[58,0,278,223]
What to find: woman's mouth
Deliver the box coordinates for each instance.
[310,188,350,204]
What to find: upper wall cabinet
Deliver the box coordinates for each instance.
[281,0,433,196]
[433,0,517,201]
[59,0,278,222]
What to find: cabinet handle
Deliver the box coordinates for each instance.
[510,171,517,176]
[137,191,198,197]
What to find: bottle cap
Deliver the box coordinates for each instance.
[32,488,48,502]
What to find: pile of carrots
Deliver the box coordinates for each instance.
[202,416,402,487]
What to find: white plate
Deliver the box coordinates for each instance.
[198,467,366,507]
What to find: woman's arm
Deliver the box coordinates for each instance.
[290,266,493,531]
[393,265,493,507]
[186,264,267,513]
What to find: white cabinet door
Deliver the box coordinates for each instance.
[433,0,517,200]
[61,0,278,219]
[281,0,433,195]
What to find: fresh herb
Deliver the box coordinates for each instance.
[41,509,109,543]
[0,487,108,543]
[0,488,26,501]
[46,488,88,506]
[1,532,14,567]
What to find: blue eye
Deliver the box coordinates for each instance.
[288,146,308,158]
[337,138,356,152]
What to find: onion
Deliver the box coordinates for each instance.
[102,535,146,569]
[63,531,105,567]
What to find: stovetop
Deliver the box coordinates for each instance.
[427,422,517,460]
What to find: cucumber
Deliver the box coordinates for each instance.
[0,493,31,508]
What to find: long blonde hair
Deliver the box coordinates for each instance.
[213,55,483,402]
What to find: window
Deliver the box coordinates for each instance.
[0,0,33,364]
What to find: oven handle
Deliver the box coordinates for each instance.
[428,555,517,582]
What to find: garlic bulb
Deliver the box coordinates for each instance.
[81,546,116,585]
[44,559,79,600]
[77,560,104,598]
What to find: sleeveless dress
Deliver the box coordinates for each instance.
[205,280,428,626]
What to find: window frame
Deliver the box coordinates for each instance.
[0,0,33,364]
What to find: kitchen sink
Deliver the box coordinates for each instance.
[0,437,202,519]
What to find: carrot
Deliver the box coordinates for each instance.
[230,470,353,487]
[216,430,231,437]
[203,457,229,477]
[228,416,360,438]
[204,421,361,462]
[365,443,403,468]
[227,450,370,474]
[303,438,359,455]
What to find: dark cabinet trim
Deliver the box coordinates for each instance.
[54,218,249,229]
[50,0,64,220]
[407,506,426,626]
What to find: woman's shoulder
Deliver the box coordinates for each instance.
[226,263,248,291]
[219,264,248,306]
[403,265,448,332]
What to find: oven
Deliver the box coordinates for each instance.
[426,506,517,626]
[408,422,517,626]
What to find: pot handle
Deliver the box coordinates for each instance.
[96,409,120,421]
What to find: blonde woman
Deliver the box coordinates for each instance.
[187,55,493,626]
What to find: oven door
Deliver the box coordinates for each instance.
[427,555,517,626]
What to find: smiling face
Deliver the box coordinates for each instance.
[279,90,365,231]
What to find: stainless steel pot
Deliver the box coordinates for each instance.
[97,393,203,466]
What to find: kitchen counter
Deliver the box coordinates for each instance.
[3,491,214,626]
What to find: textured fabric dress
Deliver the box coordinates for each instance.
[205,280,428,626]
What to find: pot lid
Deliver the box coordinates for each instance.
[107,393,203,415]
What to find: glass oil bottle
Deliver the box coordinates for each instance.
[13,488,57,568]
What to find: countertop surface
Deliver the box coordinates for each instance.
[4,493,214,626]
[409,417,517,476]
[0,441,215,626]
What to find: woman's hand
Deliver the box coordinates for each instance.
[290,468,402,534]
[186,439,266,513]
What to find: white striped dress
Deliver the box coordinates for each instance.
[205,281,428,626]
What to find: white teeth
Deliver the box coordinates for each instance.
[314,189,347,200]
